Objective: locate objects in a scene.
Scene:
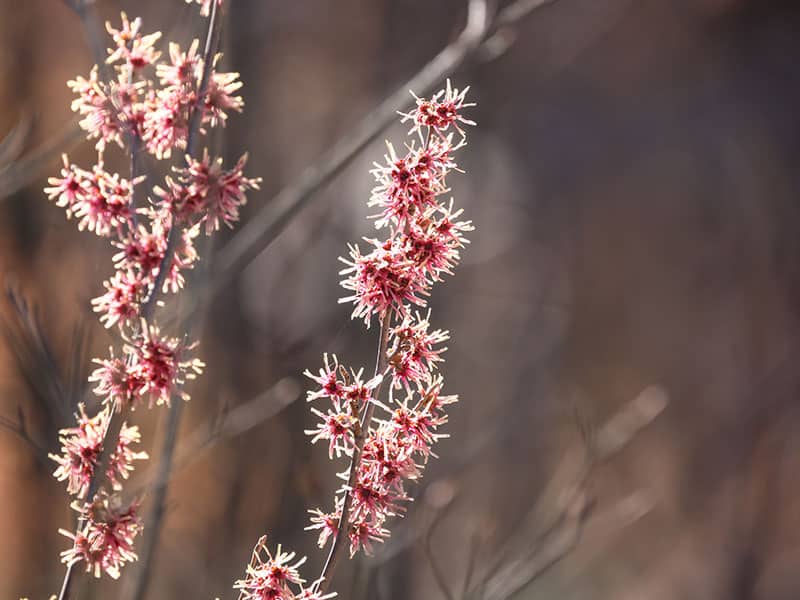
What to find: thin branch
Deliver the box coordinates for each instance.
[0,114,32,167]
[316,310,393,594]
[473,386,668,600]
[127,400,183,600]
[0,411,49,464]
[128,377,301,500]
[424,505,457,600]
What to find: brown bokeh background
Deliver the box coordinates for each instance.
[2,0,800,598]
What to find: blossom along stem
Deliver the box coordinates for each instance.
[236,79,474,599]
[315,311,392,594]
[48,0,259,597]
[138,0,221,321]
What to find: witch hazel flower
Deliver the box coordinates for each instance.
[60,494,143,580]
[339,237,430,325]
[49,404,148,498]
[105,12,162,71]
[187,0,225,18]
[156,150,261,233]
[402,79,476,139]
[111,216,200,295]
[44,156,141,236]
[91,268,146,328]
[386,311,449,391]
[235,537,335,600]
[47,3,259,590]
[121,322,205,407]
[309,82,472,561]
[236,82,473,600]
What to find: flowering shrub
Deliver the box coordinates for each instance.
[44,1,259,592]
[235,80,475,598]
[41,0,474,596]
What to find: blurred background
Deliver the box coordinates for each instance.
[2,0,800,598]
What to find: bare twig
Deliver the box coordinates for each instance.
[126,400,183,600]
[0,410,49,463]
[128,377,301,501]
[0,115,32,167]
[424,505,458,600]
[472,386,668,600]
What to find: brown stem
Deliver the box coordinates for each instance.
[126,400,184,600]
[316,310,392,594]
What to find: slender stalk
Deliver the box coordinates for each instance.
[316,310,392,594]
[126,400,183,600]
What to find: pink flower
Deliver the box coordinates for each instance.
[91,269,145,328]
[202,69,244,128]
[67,161,138,236]
[368,141,453,230]
[402,79,476,138]
[157,40,202,88]
[234,537,316,600]
[305,504,340,549]
[49,405,147,498]
[303,353,346,403]
[360,430,419,491]
[112,217,199,293]
[338,238,429,325]
[142,88,192,159]
[386,312,449,390]
[90,348,147,411]
[44,154,88,215]
[347,518,389,557]
[131,323,205,406]
[59,494,142,579]
[161,150,261,234]
[105,12,162,71]
[305,405,357,459]
[68,68,125,150]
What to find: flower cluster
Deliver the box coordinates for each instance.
[234,537,335,600]
[47,1,258,583]
[306,80,473,557]
[340,82,473,326]
[50,405,148,499]
[59,494,143,580]
[237,80,475,598]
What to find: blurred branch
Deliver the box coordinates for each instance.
[0,122,83,201]
[424,499,458,600]
[474,386,668,600]
[0,408,49,464]
[127,401,184,600]
[0,115,31,167]
[130,377,301,500]
[190,0,558,316]
[1,284,85,429]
